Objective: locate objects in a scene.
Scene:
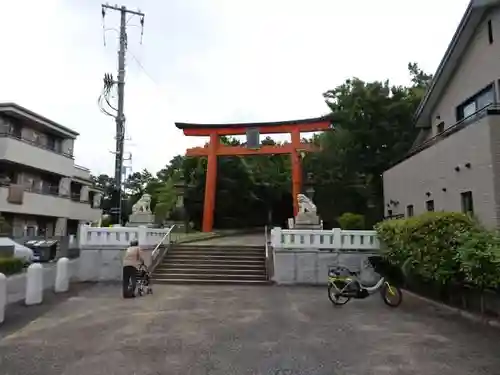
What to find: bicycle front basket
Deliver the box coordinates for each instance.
[328,265,352,278]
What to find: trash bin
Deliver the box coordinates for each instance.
[24,239,59,263]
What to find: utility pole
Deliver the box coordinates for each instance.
[100,3,145,225]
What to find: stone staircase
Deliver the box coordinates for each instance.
[152,244,269,284]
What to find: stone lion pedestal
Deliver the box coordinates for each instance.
[126,194,155,227]
[293,194,322,230]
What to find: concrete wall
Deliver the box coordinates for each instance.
[273,249,379,286]
[77,247,155,282]
[383,114,500,227]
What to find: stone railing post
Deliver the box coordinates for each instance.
[137,226,147,247]
[332,228,342,250]
[26,263,43,305]
[55,257,70,293]
[270,227,282,249]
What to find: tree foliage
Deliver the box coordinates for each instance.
[91,62,432,229]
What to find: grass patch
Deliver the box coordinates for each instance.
[0,257,25,276]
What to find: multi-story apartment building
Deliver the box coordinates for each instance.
[0,102,103,237]
[383,0,500,228]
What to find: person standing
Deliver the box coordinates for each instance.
[122,239,145,298]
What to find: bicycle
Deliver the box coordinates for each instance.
[327,255,403,307]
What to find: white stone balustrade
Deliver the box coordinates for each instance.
[78,225,172,248]
[271,227,379,251]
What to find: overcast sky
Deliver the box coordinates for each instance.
[0,0,470,176]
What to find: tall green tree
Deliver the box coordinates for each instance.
[306,62,432,226]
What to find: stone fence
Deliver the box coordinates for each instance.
[270,227,380,285]
[76,225,174,282]
[74,225,172,248]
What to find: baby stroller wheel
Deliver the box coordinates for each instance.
[137,287,144,296]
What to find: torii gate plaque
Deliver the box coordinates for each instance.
[175,117,331,232]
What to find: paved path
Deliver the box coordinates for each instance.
[1,284,499,375]
[187,233,266,246]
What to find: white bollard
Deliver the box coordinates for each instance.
[55,257,69,293]
[0,273,6,324]
[25,263,43,305]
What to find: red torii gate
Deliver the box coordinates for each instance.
[175,117,331,232]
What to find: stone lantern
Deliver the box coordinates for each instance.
[173,171,193,233]
[304,172,315,199]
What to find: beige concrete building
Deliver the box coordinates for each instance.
[0,103,103,237]
[383,0,500,228]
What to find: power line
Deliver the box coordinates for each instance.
[128,51,162,88]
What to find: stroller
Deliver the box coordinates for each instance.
[136,262,153,296]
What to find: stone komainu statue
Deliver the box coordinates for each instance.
[132,193,152,214]
[297,193,317,214]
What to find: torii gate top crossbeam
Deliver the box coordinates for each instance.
[175,116,332,136]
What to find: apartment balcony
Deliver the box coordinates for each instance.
[406,104,500,160]
[0,183,71,218]
[0,183,102,222]
[73,164,92,181]
[0,132,74,177]
[68,200,102,222]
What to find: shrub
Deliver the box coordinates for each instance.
[338,212,365,230]
[0,257,24,275]
[0,215,11,236]
[455,230,500,290]
[375,212,480,285]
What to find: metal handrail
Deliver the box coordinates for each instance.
[264,225,274,281]
[264,225,269,259]
[151,225,175,259]
[150,225,175,271]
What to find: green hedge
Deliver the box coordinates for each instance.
[0,257,25,275]
[338,212,365,230]
[375,212,500,290]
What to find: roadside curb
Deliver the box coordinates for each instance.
[404,289,500,329]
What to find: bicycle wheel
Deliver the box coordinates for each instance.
[328,284,351,306]
[381,281,403,307]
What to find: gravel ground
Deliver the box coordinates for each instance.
[0,283,499,375]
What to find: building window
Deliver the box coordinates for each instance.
[488,20,494,44]
[426,200,434,212]
[10,123,22,138]
[456,84,495,121]
[406,205,414,217]
[461,191,474,214]
[436,121,445,134]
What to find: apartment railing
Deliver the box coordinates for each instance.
[0,130,74,159]
[0,181,95,206]
[0,180,60,197]
[74,164,90,172]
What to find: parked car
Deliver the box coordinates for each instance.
[0,237,34,263]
